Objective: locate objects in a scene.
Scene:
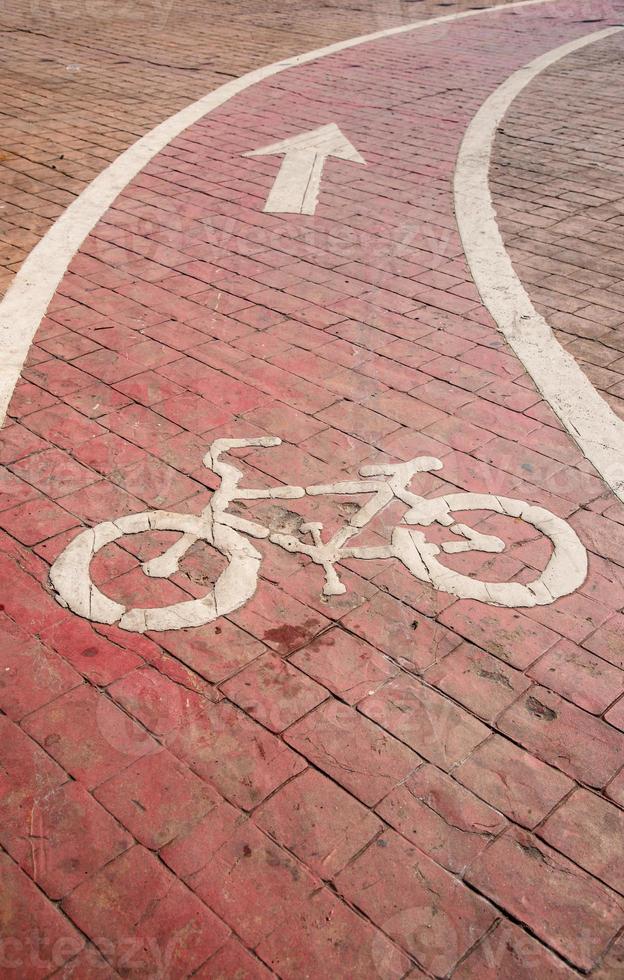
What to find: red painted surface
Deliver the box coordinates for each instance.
[1,2,624,976]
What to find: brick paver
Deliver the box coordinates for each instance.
[2,0,624,977]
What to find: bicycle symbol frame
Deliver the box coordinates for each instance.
[50,436,588,633]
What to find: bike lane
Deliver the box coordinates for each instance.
[2,2,624,977]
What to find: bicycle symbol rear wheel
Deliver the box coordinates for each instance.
[50,508,262,632]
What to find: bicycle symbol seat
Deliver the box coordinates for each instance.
[50,436,588,633]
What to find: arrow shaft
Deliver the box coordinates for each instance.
[264,149,324,215]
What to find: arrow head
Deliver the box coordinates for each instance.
[244,123,365,164]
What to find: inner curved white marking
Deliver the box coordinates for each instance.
[454,26,624,502]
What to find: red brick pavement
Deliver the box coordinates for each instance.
[2,2,624,977]
[492,29,624,423]
[0,0,517,298]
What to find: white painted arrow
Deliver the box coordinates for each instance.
[244,123,365,216]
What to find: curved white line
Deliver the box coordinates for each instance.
[455,26,624,502]
[0,0,559,425]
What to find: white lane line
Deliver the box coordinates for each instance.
[0,0,559,426]
[455,27,624,502]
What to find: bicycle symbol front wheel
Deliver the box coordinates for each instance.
[50,508,262,632]
[392,492,587,607]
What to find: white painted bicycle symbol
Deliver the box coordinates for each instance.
[50,436,588,633]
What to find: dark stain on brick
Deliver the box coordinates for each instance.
[263,624,311,649]
[526,696,557,721]
[475,666,514,690]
